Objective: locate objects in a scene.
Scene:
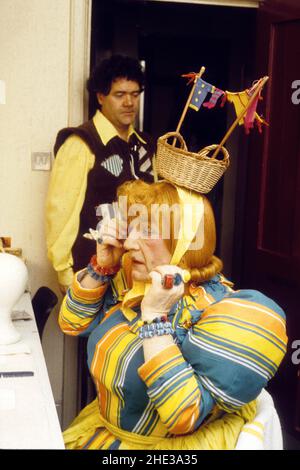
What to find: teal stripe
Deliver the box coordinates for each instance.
[165,386,199,428]
[143,409,160,436]
[199,313,286,348]
[228,290,286,319]
[145,354,183,383]
[113,337,141,402]
[111,281,118,298]
[197,318,287,354]
[150,368,194,406]
[68,296,102,309]
[147,412,161,435]
[60,313,84,330]
[82,429,102,449]
[101,330,130,410]
[193,328,279,373]
[193,333,276,376]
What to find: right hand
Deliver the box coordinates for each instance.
[141,265,186,322]
[96,217,126,267]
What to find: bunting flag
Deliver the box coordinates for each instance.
[189,78,215,111]
[203,87,225,109]
[225,87,268,134]
[244,84,268,133]
[181,71,267,133]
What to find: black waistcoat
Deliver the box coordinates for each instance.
[54,119,155,272]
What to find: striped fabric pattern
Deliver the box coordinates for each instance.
[181,289,287,413]
[101,154,123,177]
[59,272,287,449]
[138,344,214,434]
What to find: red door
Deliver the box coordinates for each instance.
[241,0,300,436]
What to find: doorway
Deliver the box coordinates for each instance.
[80,0,300,449]
[90,0,257,270]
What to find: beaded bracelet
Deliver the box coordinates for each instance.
[86,263,113,284]
[89,255,120,276]
[86,255,120,284]
[137,315,174,339]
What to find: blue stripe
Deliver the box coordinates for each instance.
[197,318,287,354]
[145,354,183,383]
[193,327,279,372]
[150,368,194,406]
[228,289,286,319]
[166,386,200,429]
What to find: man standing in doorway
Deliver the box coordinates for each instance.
[46,55,155,293]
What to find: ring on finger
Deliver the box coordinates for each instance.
[162,273,183,289]
[173,273,183,286]
[162,274,174,289]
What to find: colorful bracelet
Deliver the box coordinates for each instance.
[89,255,120,276]
[137,315,175,339]
[87,255,120,283]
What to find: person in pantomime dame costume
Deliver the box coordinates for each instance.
[58,178,287,450]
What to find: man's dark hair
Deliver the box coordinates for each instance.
[87,55,145,97]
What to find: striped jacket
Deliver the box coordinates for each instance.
[59,269,287,446]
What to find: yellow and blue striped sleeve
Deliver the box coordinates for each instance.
[59,270,108,336]
[182,289,287,413]
[138,344,215,435]
[138,288,287,434]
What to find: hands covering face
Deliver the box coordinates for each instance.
[90,215,187,320]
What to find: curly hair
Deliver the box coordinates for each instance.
[86,55,145,98]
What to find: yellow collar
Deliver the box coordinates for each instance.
[93,110,146,146]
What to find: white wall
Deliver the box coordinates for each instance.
[0,0,91,427]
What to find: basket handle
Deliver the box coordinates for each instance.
[158,132,187,151]
[197,144,230,164]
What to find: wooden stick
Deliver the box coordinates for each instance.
[210,76,269,159]
[172,66,206,146]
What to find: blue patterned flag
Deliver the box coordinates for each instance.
[189,78,215,111]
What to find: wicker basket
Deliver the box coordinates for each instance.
[156,132,230,194]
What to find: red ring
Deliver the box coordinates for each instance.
[162,274,174,289]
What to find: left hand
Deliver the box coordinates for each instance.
[141,265,186,322]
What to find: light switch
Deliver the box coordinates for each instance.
[31,152,52,171]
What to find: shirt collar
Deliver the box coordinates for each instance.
[93,110,146,146]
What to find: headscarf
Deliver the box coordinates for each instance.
[121,186,204,311]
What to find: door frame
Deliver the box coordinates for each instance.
[62,0,92,429]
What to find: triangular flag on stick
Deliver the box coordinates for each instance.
[225,82,268,134]
[211,76,269,159]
